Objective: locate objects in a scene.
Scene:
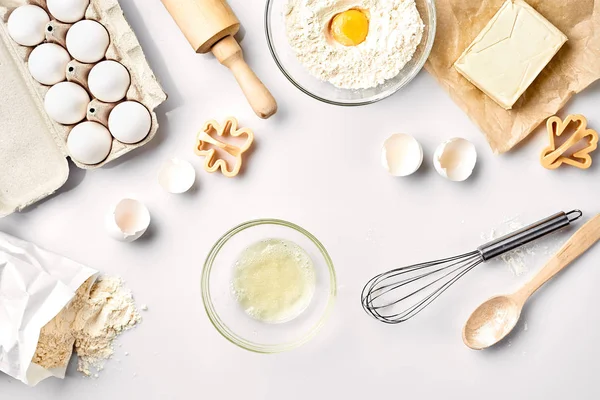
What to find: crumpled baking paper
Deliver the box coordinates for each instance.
[425,0,600,154]
[0,232,97,386]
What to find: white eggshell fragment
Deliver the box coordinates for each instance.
[381,134,423,177]
[44,82,90,125]
[7,5,49,46]
[433,138,477,182]
[66,20,109,63]
[108,101,151,144]
[67,121,112,164]
[158,158,196,194]
[106,199,151,242]
[47,0,90,23]
[88,60,131,103]
[28,43,71,85]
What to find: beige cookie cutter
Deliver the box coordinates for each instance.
[194,117,254,178]
[541,114,598,170]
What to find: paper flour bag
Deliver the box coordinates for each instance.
[0,232,97,386]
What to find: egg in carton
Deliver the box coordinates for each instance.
[0,0,166,216]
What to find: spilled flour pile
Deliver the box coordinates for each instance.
[33,276,141,376]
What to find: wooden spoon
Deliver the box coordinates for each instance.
[463,214,600,350]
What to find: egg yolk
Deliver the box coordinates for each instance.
[330,9,369,47]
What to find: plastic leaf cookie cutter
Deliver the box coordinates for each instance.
[541,114,598,170]
[194,117,254,177]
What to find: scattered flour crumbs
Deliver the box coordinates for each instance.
[481,216,565,276]
[33,276,141,377]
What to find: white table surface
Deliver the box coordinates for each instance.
[2,0,600,398]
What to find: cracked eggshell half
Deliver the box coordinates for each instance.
[433,138,477,182]
[381,134,423,177]
[158,158,196,194]
[106,199,151,242]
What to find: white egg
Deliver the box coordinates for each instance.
[7,5,49,46]
[46,0,90,23]
[105,198,151,242]
[88,60,131,103]
[108,101,151,144]
[381,133,423,177]
[67,121,113,164]
[44,82,90,125]
[28,43,71,86]
[158,158,196,194]
[433,138,478,182]
[66,20,109,63]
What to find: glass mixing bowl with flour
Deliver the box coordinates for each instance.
[265,0,436,105]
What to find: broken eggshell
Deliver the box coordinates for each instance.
[158,158,196,194]
[433,138,477,182]
[106,199,151,242]
[381,133,423,177]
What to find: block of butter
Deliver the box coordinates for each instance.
[454,0,567,110]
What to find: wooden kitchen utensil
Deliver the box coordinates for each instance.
[161,0,277,119]
[463,214,600,350]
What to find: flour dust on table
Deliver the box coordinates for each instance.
[285,0,424,89]
[480,216,566,277]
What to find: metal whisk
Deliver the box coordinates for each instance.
[361,210,583,324]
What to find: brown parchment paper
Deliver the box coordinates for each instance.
[424,0,600,154]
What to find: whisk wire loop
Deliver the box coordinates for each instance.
[361,251,483,324]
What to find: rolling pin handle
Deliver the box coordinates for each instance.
[211,36,278,119]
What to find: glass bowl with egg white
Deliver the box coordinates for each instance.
[202,219,337,353]
[265,0,436,105]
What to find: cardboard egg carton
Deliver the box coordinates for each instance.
[0,0,167,216]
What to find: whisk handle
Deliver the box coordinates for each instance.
[478,210,583,261]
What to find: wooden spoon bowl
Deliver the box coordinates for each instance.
[463,295,521,350]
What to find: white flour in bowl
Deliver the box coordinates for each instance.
[285,0,424,89]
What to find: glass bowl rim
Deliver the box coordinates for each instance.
[201,218,337,353]
[264,0,438,106]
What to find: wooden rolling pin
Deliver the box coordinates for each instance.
[161,0,278,119]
